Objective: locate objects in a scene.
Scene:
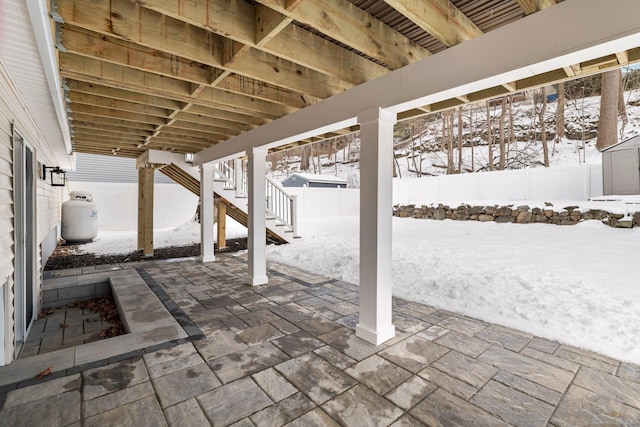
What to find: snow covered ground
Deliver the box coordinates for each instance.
[80,208,640,364]
[267,216,640,364]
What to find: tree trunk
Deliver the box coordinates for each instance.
[457,107,463,173]
[508,94,514,155]
[300,145,311,171]
[486,101,494,171]
[539,87,550,167]
[446,111,454,174]
[597,69,620,150]
[556,82,565,139]
[618,69,628,136]
[470,108,475,171]
[411,125,420,177]
[499,97,506,170]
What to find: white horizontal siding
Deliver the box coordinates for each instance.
[67,153,174,184]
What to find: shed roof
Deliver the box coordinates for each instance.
[287,173,349,184]
[601,134,640,153]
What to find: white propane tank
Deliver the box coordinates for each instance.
[61,191,99,242]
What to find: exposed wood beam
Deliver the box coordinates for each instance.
[517,0,556,15]
[265,25,388,85]
[71,113,158,131]
[168,119,245,136]
[185,105,269,127]
[253,0,429,68]
[69,92,171,118]
[73,120,153,138]
[58,0,351,100]
[73,128,150,140]
[194,0,640,164]
[135,0,391,82]
[501,81,518,92]
[216,74,318,109]
[157,127,230,141]
[71,103,167,125]
[61,25,218,85]
[382,0,482,47]
[616,50,630,66]
[175,112,255,132]
[61,24,319,109]
[60,53,295,117]
[67,80,186,110]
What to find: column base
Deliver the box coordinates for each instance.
[356,323,395,346]
[248,275,268,286]
[200,255,215,263]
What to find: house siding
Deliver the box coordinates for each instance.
[0,61,64,365]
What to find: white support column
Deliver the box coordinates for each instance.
[248,147,268,286]
[234,158,244,197]
[356,107,396,346]
[200,163,215,263]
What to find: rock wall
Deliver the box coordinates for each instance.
[393,203,640,229]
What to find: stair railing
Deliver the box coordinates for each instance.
[213,159,298,238]
[265,178,299,237]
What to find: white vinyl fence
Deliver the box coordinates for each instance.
[392,164,603,205]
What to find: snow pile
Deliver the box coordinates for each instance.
[267,216,640,363]
[77,215,247,255]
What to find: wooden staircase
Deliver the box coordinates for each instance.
[159,163,288,244]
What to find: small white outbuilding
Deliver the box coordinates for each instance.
[601,135,640,195]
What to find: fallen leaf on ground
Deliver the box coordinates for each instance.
[34,366,53,380]
[60,323,69,328]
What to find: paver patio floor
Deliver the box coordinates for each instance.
[1,253,639,426]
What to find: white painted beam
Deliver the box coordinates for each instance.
[248,147,268,286]
[356,107,396,346]
[194,0,640,165]
[200,164,215,263]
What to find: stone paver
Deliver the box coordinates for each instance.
[411,388,509,426]
[346,354,412,395]
[322,385,404,426]
[3,254,640,426]
[470,380,555,426]
[197,377,273,426]
[275,353,356,404]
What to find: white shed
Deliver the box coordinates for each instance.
[601,135,640,195]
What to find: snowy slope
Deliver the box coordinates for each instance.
[268,91,640,185]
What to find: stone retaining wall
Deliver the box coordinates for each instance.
[393,203,640,229]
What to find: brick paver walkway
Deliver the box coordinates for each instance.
[1,254,639,426]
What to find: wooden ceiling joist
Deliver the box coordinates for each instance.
[53,0,632,161]
[381,0,482,47]
[67,80,186,111]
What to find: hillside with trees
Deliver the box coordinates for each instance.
[267,68,640,187]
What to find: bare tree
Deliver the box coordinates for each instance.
[486,101,494,171]
[597,69,621,150]
[444,110,455,174]
[556,82,565,140]
[457,106,463,173]
[470,107,475,171]
[300,145,311,171]
[537,87,550,167]
[498,97,506,170]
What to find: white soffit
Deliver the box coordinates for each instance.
[0,0,72,169]
[194,0,640,165]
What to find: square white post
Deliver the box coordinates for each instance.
[234,158,244,197]
[200,163,215,263]
[248,147,268,286]
[356,107,396,345]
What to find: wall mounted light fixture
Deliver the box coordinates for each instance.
[42,165,66,187]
